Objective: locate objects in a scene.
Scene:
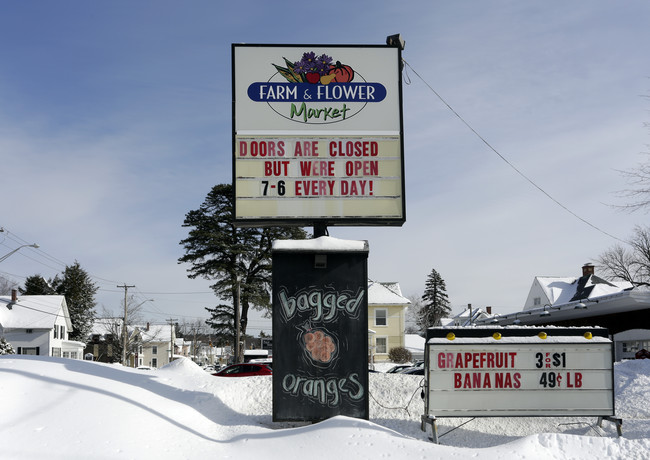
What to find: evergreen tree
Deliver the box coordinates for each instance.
[20,275,55,295]
[418,268,451,329]
[51,261,98,341]
[204,303,236,347]
[178,184,307,340]
[0,336,15,355]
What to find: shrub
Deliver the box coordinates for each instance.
[0,337,15,355]
[388,346,412,364]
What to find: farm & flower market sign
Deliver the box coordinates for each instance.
[232,44,404,226]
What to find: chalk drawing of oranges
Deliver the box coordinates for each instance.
[303,329,337,364]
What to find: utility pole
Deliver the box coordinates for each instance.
[166,318,177,364]
[117,284,135,366]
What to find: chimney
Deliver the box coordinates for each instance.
[146,322,150,331]
[582,263,595,277]
[11,289,17,302]
[486,306,492,314]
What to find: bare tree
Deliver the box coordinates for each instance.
[405,295,422,335]
[0,275,19,295]
[616,153,650,213]
[597,225,650,286]
[615,92,650,212]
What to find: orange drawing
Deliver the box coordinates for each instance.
[303,330,337,363]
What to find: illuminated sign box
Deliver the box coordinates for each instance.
[424,328,615,418]
[232,44,405,226]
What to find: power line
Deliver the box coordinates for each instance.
[402,59,625,244]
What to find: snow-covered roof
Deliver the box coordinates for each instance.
[137,323,173,342]
[367,281,410,306]
[404,333,425,353]
[533,275,633,307]
[0,295,70,330]
[273,236,368,252]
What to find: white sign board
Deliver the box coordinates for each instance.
[232,44,404,226]
[426,335,614,417]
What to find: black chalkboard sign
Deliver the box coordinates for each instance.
[272,245,369,422]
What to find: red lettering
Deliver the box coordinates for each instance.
[344,160,379,176]
[300,161,334,176]
[295,141,319,156]
[245,140,285,157]
[483,373,491,388]
[264,160,289,177]
[329,141,379,157]
[454,373,462,388]
[513,372,521,389]
[455,353,463,369]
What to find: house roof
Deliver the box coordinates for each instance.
[367,281,410,306]
[533,275,633,307]
[0,295,71,330]
[137,323,173,342]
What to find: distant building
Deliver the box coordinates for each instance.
[367,281,410,363]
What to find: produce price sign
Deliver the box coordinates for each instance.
[232,44,404,226]
[425,329,615,418]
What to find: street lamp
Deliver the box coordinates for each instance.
[0,243,39,263]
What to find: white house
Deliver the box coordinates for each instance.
[0,291,85,358]
[476,264,650,361]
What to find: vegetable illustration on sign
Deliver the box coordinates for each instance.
[273,52,355,85]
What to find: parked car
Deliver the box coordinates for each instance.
[386,364,412,374]
[212,363,272,377]
[401,366,425,375]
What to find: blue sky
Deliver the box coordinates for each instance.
[1,1,649,334]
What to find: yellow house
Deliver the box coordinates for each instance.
[368,281,410,363]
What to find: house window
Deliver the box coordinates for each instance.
[152,346,158,355]
[376,337,388,354]
[52,347,62,357]
[533,298,541,306]
[375,309,387,327]
[152,358,158,368]
[54,327,58,339]
[26,329,33,334]
[60,325,65,339]
[63,351,70,358]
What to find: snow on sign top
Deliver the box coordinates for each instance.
[272,236,368,252]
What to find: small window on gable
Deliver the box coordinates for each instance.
[533,297,541,306]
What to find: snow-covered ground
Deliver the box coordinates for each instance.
[1,356,648,459]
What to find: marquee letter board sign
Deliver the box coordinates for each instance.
[232,44,405,226]
[424,327,615,418]
[272,239,369,422]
